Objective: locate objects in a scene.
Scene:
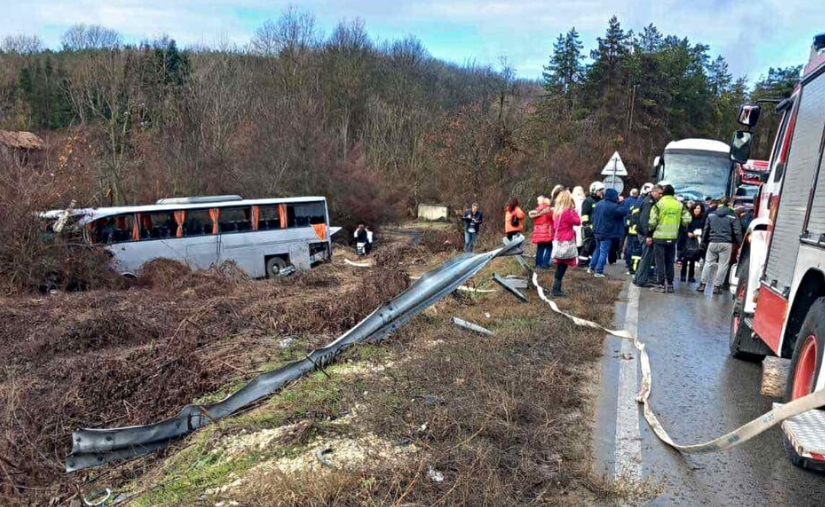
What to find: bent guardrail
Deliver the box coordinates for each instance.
[66,235,524,472]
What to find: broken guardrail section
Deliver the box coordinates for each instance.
[65,235,524,472]
[450,317,493,336]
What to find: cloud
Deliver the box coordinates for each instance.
[0,0,822,80]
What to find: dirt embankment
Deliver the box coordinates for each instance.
[0,237,623,506]
[0,248,410,506]
[126,253,624,507]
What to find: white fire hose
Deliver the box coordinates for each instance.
[531,272,825,454]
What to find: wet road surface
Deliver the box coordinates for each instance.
[593,266,825,506]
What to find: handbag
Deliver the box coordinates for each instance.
[552,239,577,260]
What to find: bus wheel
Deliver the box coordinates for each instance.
[785,298,825,402]
[265,256,288,278]
[729,251,763,360]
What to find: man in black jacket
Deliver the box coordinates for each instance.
[462,203,483,253]
[633,184,663,287]
[697,197,743,294]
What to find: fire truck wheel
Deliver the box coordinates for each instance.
[784,298,825,402]
[729,251,763,360]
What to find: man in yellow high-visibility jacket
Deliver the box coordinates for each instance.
[648,184,691,293]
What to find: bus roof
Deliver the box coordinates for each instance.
[664,138,730,154]
[42,196,328,224]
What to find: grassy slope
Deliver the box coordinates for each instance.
[120,253,627,507]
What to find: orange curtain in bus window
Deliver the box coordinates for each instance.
[132,214,141,241]
[311,223,327,241]
[251,206,260,231]
[278,204,287,229]
[209,208,220,234]
[86,222,97,243]
[173,210,186,237]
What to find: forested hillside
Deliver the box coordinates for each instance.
[0,11,801,228]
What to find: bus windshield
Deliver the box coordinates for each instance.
[663,150,731,200]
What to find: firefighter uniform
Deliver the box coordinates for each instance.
[627,204,643,274]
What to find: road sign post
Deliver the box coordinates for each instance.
[601,151,627,194]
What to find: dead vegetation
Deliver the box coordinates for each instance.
[123,256,623,507]
[0,250,409,506]
[0,234,625,506]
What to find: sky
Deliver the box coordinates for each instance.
[1,0,823,82]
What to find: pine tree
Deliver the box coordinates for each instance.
[638,24,663,53]
[542,27,583,97]
[584,16,632,139]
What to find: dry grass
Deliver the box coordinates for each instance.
[215,258,622,507]
[0,250,409,506]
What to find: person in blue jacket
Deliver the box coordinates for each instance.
[588,188,625,277]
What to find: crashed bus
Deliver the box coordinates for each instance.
[728,33,825,469]
[41,195,339,278]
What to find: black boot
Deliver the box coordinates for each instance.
[552,278,568,298]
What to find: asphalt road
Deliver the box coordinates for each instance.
[593,265,825,506]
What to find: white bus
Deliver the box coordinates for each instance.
[42,196,339,278]
[652,138,734,200]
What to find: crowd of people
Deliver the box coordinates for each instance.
[461,179,749,298]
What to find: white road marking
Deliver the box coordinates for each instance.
[614,283,643,480]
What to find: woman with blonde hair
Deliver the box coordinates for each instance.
[550,189,581,297]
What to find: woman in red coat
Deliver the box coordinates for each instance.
[551,190,582,297]
[529,196,553,269]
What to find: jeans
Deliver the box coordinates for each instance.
[536,242,552,268]
[654,241,676,285]
[701,242,733,288]
[589,237,612,274]
[464,231,478,253]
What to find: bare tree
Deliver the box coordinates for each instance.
[61,24,122,51]
[64,49,141,204]
[250,6,318,57]
[0,34,43,54]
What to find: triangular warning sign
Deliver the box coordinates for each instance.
[601,151,628,176]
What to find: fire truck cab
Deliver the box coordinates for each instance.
[728,33,825,469]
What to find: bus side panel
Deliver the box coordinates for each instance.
[752,286,788,355]
[218,228,316,277]
[110,237,218,273]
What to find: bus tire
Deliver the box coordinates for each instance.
[265,256,288,278]
[729,251,765,361]
[784,298,825,402]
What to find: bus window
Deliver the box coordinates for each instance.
[183,209,213,236]
[90,214,135,244]
[288,202,326,228]
[218,207,251,233]
[142,212,176,240]
[258,205,282,230]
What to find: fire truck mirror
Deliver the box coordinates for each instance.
[730,130,753,164]
[737,104,761,128]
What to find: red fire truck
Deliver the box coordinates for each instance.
[729,33,825,469]
[732,159,769,208]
